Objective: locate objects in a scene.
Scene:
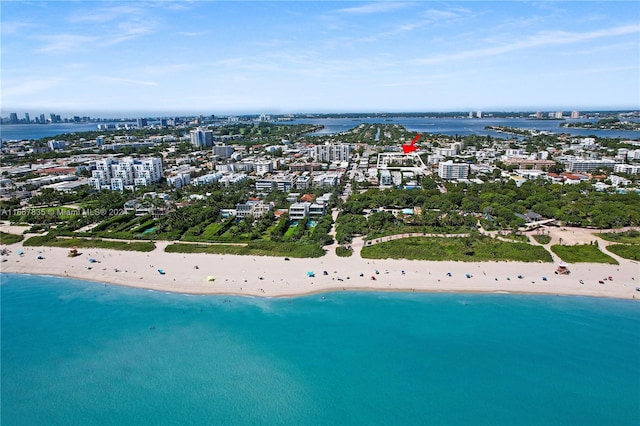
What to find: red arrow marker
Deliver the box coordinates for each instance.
[402,133,420,154]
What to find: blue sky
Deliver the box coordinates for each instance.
[1,1,639,117]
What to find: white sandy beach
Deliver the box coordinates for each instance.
[1,225,638,300]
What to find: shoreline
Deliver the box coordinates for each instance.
[1,239,638,300]
[2,271,638,302]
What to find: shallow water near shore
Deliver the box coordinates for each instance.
[2,273,639,425]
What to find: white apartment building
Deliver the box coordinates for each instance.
[89,157,162,191]
[167,172,191,189]
[289,202,309,220]
[566,159,617,173]
[627,150,640,161]
[255,161,274,176]
[289,202,326,220]
[614,164,640,175]
[435,147,458,157]
[255,175,297,193]
[192,172,222,186]
[295,175,311,190]
[313,143,350,162]
[312,173,340,188]
[235,200,272,219]
[438,160,469,180]
[219,173,248,186]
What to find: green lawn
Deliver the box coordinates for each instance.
[606,244,640,261]
[23,235,155,252]
[550,244,618,264]
[165,241,325,258]
[599,230,640,244]
[532,234,552,245]
[0,231,24,245]
[361,236,553,262]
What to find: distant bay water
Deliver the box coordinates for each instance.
[2,118,639,141]
[2,274,639,426]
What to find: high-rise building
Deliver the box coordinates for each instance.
[136,118,148,128]
[40,114,46,124]
[9,113,19,124]
[24,113,30,124]
[190,128,213,148]
[438,160,469,180]
[312,143,350,162]
[571,111,580,119]
[213,145,234,159]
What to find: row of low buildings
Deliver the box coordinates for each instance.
[219,193,333,220]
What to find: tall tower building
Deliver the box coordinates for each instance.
[40,114,46,124]
[9,113,19,124]
[190,128,213,148]
[24,113,30,124]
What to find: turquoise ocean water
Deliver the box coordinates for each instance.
[2,273,639,426]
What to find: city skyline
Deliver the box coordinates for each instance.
[1,1,639,116]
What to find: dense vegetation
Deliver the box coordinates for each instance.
[22,235,155,252]
[532,234,552,244]
[165,241,325,258]
[606,244,640,261]
[561,118,640,131]
[336,181,640,245]
[0,231,24,245]
[599,230,640,244]
[335,246,353,257]
[550,244,618,264]
[360,236,553,262]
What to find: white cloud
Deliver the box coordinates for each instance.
[68,5,145,24]
[35,34,97,53]
[96,76,159,86]
[2,78,67,97]
[176,31,208,37]
[335,2,415,15]
[415,24,640,65]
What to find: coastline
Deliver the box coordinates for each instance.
[2,238,638,300]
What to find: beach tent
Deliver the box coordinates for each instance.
[157,269,165,275]
[206,276,215,282]
[307,271,315,277]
